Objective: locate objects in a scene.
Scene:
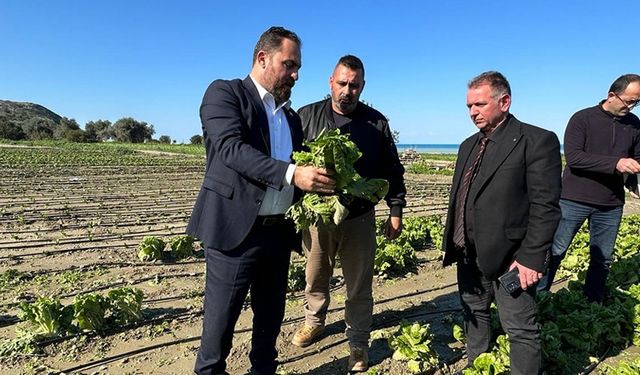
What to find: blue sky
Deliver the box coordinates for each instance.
[2,1,639,144]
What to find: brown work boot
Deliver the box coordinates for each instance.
[348,345,369,372]
[291,324,325,347]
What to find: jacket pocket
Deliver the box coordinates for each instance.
[505,227,527,240]
[203,175,233,198]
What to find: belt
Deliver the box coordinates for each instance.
[256,214,287,227]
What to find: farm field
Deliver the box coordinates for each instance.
[1,142,639,375]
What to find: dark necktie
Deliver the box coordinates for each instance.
[452,136,489,249]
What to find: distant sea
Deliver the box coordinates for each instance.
[396,144,459,154]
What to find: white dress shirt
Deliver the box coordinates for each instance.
[250,76,296,215]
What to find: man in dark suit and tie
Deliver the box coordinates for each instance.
[442,71,562,374]
[187,26,335,375]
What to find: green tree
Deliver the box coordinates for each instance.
[64,129,88,142]
[54,117,83,140]
[85,120,112,142]
[112,117,154,143]
[190,134,203,145]
[22,118,56,140]
[391,129,400,144]
[158,135,171,144]
[0,117,26,140]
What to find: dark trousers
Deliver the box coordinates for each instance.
[194,219,293,375]
[457,254,541,375]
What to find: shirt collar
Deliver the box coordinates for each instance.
[250,75,291,111]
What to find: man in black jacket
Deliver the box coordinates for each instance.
[538,74,640,302]
[290,55,406,372]
[442,71,562,374]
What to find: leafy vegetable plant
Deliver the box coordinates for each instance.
[16,287,145,341]
[463,335,510,375]
[72,293,109,331]
[287,260,306,293]
[388,320,439,373]
[0,269,30,293]
[286,129,388,231]
[0,333,40,358]
[137,236,166,261]
[374,236,417,278]
[170,235,194,260]
[107,287,144,325]
[18,296,73,336]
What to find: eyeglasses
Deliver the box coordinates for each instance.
[613,92,640,109]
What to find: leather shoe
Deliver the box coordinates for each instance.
[348,345,368,372]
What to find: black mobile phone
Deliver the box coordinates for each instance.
[498,267,521,295]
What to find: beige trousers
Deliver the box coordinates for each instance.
[302,209,377,348]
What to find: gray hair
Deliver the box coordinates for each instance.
[468,71,511,98]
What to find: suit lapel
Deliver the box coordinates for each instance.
[242,76,271,153]
[470,118,522,200]
[452,136,477,192]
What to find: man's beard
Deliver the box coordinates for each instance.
[272,79,294,105]
[336,95,357,114]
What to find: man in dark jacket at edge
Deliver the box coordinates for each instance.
[538,74,640,302]
[289,55,406,372]
[442,71,562,374]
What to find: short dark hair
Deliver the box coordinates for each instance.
[252,26,301,64]
[609,74,640,95]
[337,55,365,78]
[468,71,511,97]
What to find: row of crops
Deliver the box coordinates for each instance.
[4,213,639,373]
[0,216,445,360]
[2,142,637,374]
[0,148,450,273]
[0,144,209,373]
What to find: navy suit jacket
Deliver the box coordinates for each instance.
[442,115,562,280]
[187,76,304,250]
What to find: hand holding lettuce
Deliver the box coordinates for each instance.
[286,129,388,231]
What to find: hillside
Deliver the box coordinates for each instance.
[0,99,62,124]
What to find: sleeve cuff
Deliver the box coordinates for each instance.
[284,164,296,186]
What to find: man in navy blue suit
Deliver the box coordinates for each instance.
[187,26,335,375]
